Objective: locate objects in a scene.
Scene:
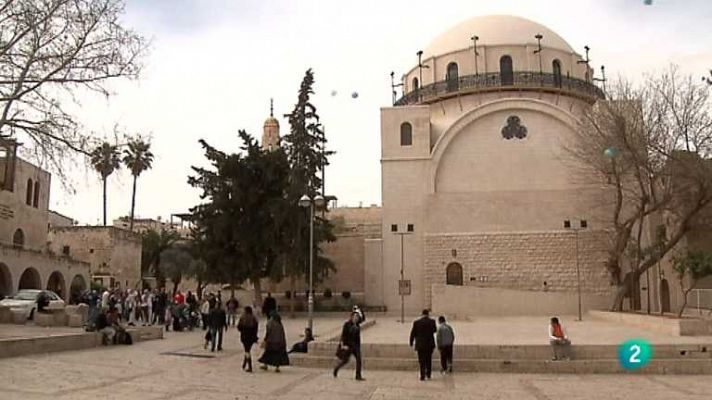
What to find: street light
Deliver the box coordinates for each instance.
[299,194,326,334]
[534,33,544,76]
[564,219,588,321]
[391,223,414,323]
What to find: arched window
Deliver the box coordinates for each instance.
[412,77,419,92]
[25,178,32,205]
[12,228,24,248]
[33,180,40,208]
[446,62,459,92]
[400,122,413,146]
[500,55,513,86]
[552,59,562,88]
[446,262,463,286]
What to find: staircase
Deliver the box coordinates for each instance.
[290,341,712,374]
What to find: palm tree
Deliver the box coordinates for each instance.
[90,142,121,226]
[123,138,154,232]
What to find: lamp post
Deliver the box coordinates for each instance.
[391,223,414,323]
[534,33,544,76]
[390,71,403,106]
[577,45,591,82]
[564,219,588,321]
[416,50,429,102]
[470,35,480,77]
[299,194,326,333]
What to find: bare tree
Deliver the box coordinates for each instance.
[0,0,147,180]
[567,67,712,311]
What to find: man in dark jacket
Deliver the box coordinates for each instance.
[409,309,437,380]
[333,312,365,381]
[209,302,228,352]
[262,292,277,317]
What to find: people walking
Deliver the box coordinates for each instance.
[200,297,211,331]
[262,292,277,318]
[548,317,572,361]
[258,311,289,372]
[209,301,227,352]
[333,311,365,380]
[226,295,239,326]
[436,316,455,373]
[237,306,259,372]
[409,309,437,381]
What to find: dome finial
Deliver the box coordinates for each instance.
[270,98,274,117]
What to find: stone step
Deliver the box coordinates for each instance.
[290,353,712,374]
[308,342,712,360]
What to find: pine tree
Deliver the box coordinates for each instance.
[282,69,337,301]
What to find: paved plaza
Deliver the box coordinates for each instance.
[1,316,712,399]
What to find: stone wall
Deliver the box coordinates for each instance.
[48,226,142,289]
[424,230,613,307]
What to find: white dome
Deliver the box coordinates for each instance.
[423,15,575,59]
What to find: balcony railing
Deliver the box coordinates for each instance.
[395,71,605,106]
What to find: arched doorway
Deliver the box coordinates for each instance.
[446,262,463,286]
[47,271,66,299]
[446,62,459,92]
[660,278,671,313]
[0,263,11,299]
[500,55,513,86]
[69,274,87,304]
[18,267,40,290]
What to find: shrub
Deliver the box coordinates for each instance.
[342,291,351,299]
[324,288,332,298]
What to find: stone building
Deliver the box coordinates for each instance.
[366,15,615,316]
[48,226,142,290]
[0,140,90,301]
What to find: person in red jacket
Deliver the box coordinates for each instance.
[174,290,185,305]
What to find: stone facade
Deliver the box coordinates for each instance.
[424,231,614,307]
[48,226,142,290]
[378,16,613,314]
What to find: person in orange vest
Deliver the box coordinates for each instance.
[548,317,571,361]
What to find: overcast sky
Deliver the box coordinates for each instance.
[49,0,712,225]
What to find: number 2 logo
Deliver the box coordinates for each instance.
[619,339,652,370]
[629,344,641,363]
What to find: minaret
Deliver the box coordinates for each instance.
[262,99,280,151]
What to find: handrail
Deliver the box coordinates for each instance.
[395,71,605,106]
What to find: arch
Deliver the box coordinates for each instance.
[400,122,413,146]
[0,263,11,299]
[446,62,459,92]
[18,267,41,290]
[552,59,562,87]
[47,271,66,299]
[660,278,671,313]
[446,262,463,285]
[500,55,513,85]
[12,228,24,248]
[33,180,40,208]
[412,77,419,92]
[69,274,87,304]
[25,178,33,205]
[429,98,580,193]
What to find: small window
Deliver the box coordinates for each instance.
[500,55,513,86]
[62,245,70,255]
[412,77,419,92]
[446,263,463,286]
[391,224,398,232]
[552,59,562,87]
[33,180,40,208]
[400,122,413,146]
[12,229,24,248]
[446,62,459,92]
[407,224,414,232]
[25,178,32,205]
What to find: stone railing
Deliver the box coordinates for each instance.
[395,71,605,106]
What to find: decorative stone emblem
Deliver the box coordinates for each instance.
[501,115,528,140]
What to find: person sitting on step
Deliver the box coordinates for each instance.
[548,316,571,361]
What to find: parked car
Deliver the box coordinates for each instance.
[0,289,65,320]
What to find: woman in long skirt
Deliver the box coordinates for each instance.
[237,306,259,372]
[258,310,289,372]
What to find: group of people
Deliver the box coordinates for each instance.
[81,287,176,327]
[333,309,573,381]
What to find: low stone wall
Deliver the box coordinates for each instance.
[589,310,712,336]
[0,325,163,359]
[431,284,611,318]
